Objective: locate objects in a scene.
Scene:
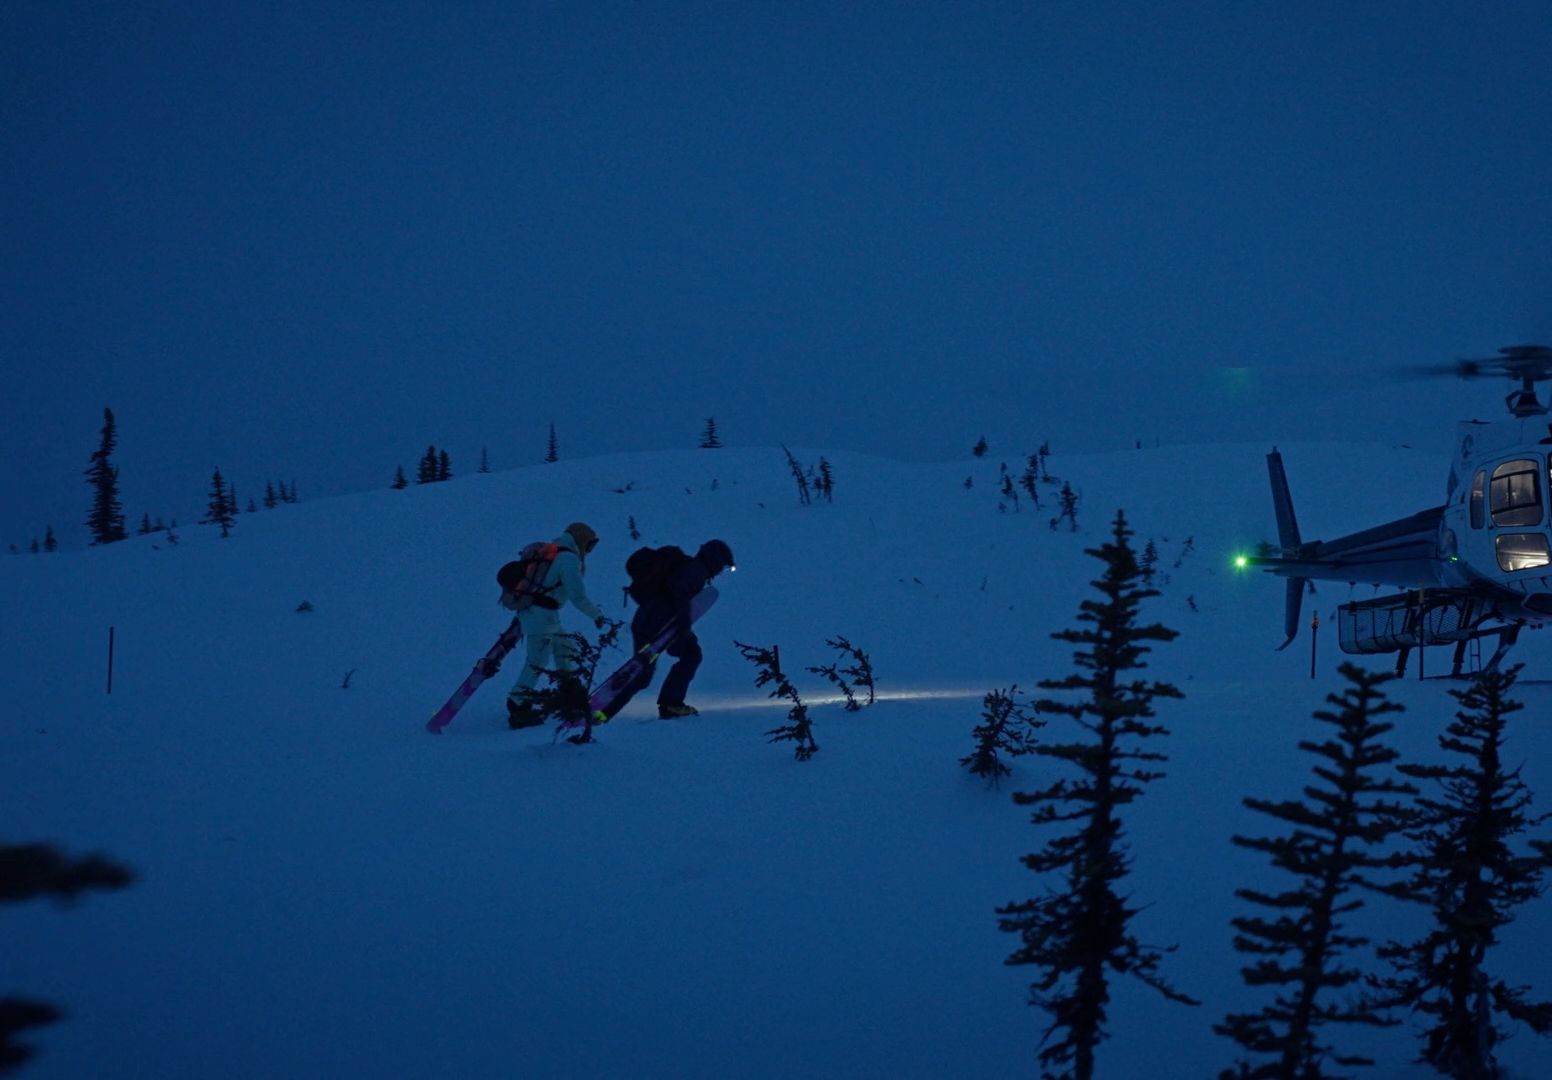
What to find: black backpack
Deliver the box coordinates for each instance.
[624,544,688,605]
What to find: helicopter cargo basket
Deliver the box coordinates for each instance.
[1337,592,1485,655]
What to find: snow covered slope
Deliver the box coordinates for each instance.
[4,444,1549,1078]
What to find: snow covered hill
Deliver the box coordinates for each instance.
[4,444,1550,1078]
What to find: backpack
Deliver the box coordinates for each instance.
[496,542,562,612]
[624,544,688,605]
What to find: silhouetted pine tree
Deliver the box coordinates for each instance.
[973,435,989,458]
[417,446,437,484]
[545,424,559,463]
[202,468,236,537]
[42,527,57,553]
[1216,662,1417,1080]
[391,467,407,490]
[816,457,835,502]
[265,481,280,506]
[628,515,641,541]
[83,407,127,545]
[781,445,811,506]
[0,842,134,1072]
[961,686,1041,788]
[996,510,1194,1080]
[479,445,490,473]
[437,449,452,481]
[138,514,154,535]
[1374,664,1552,1078]
[1050,482,1080,532]
[1020,455,1042,509]
[700,417,722,448]
[284,480,298,504]
[1140,540,1159,584]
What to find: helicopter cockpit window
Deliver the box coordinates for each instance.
[1470,470,1486,529]
[1495,533,1551,573]
[1489,459,1543,527]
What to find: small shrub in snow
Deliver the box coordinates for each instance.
[960,686,1040,788]
[805,636,875,711]
[736,641,818,761]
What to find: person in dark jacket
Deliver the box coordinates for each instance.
[603,539,734,721]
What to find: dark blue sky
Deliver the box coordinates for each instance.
[6,2,1551,546]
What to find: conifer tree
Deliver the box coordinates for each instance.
[437,449,452,482]
[417,446,437,484]
[479,445,490,473]
[962,686,1041,787]
[700,417,722,449]
[545,423,559,463]
[391,466,407,490]
[1374,664,1552,1077]
[1050,481,1080,532]
[996,510,1194,1079]
[628,515,641,541]
[202,468,236,538]
[816,457,835,502]
[1140,540,1159,584]
[0,842,134,1071]
[781,445,811,506]
[973,435,989,458]
[265,481,279,507]
[138,513,154,535]
[84,407,127,545]
[1020,455,1042,509]
[1216,662,1417,1080]
[284,480,298,504]
[43,527,57,553]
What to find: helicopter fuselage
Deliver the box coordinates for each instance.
[1434,416,1552,618]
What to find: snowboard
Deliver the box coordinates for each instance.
[425,616,524,734]
[567,586,720,733]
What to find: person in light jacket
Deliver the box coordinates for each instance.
[507,522,606,728]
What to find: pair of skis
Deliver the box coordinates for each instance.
[425,587,719,735]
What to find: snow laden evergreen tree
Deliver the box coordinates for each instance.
[996,510,1194,1080]
[84,407,127,545]
[545,423,559,463]
[700,417,722,448]
[962,686,1041,788]
[1216,662,1417,1080]
[437,449,452,482]
[391,466,407,491]
[202,468,236,538]
[1374,664,1552,1078]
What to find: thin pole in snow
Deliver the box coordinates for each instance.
[1309,612,1319,679]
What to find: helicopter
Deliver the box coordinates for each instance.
[1243,344,1552,677]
